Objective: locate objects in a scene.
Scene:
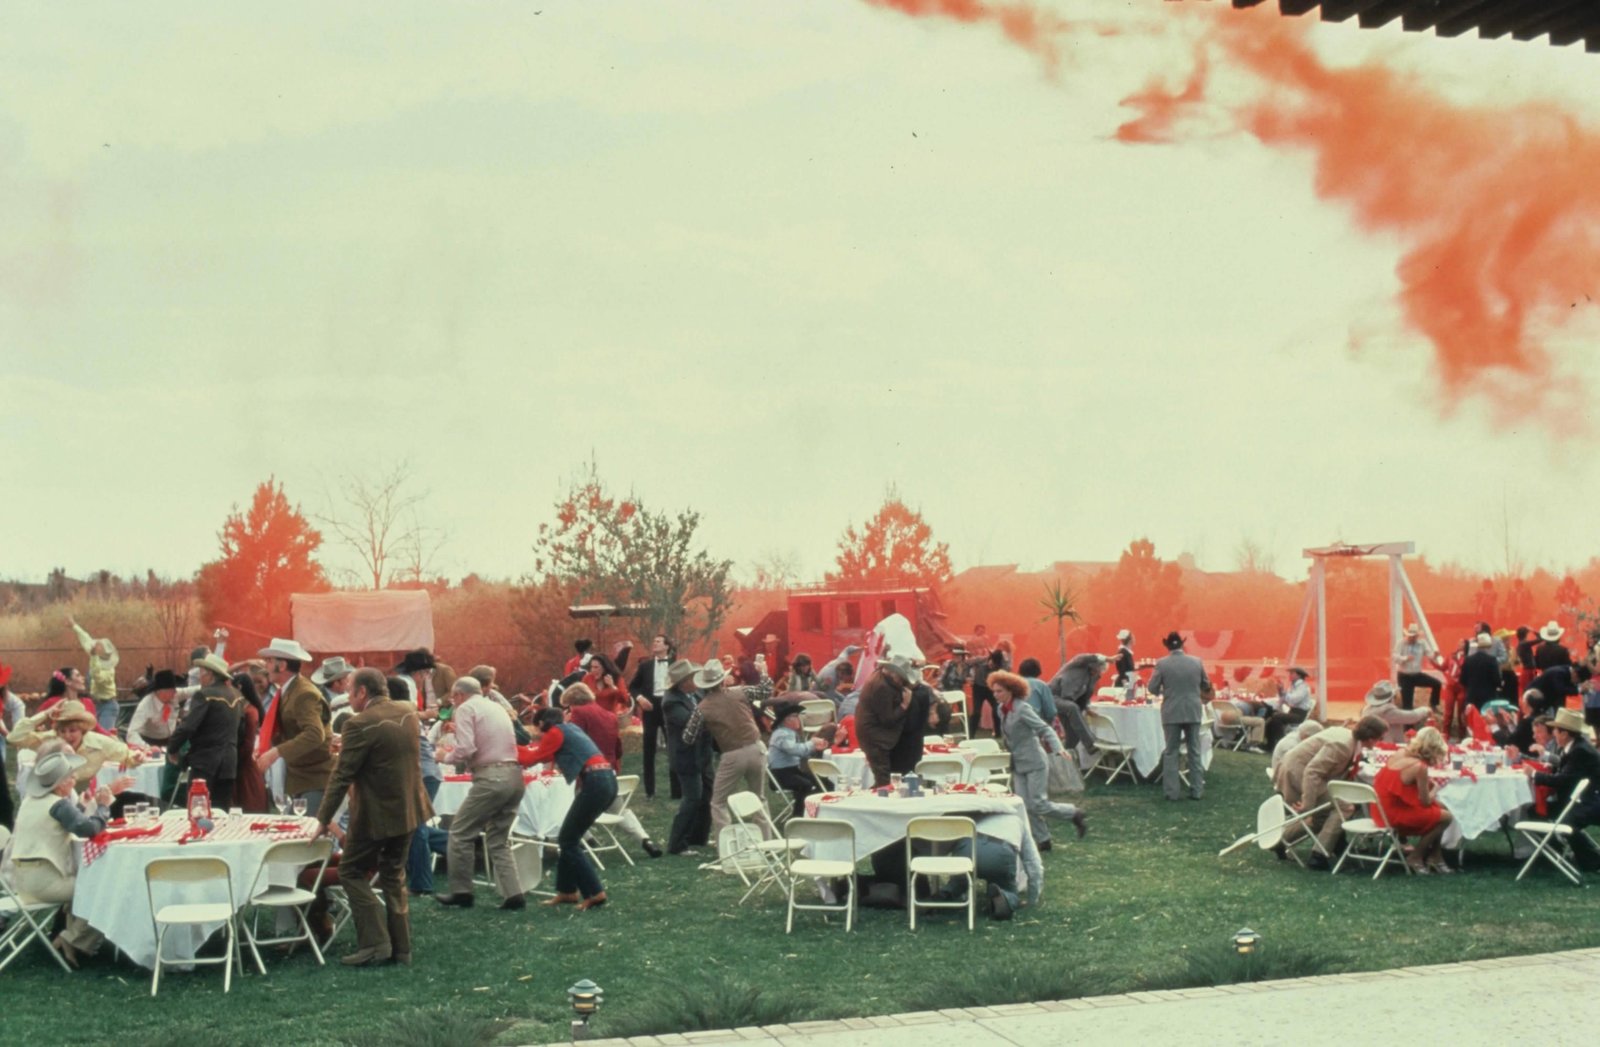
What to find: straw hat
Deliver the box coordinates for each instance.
[192,652,233,680]
[50,699,96,729]
[693,661,728,690]
[1551,708,1588,736]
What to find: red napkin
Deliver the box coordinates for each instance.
[925,744,953,754]
[249,821,303,832]
[178,828,210,845]
[443,773,472,782]
[948,783,977,793]
[1374,742,1399,751]
[1458,768,1478,783]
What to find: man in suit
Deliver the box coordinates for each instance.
[253,638,335,814]
[314,668,431,966]
[991,670,1085,850]
[1275,715,1389,869]
[628,633,676,800]
[1148,631,1212,801]
[1528,708,1600,871]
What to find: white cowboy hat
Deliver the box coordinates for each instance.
[27,749,87,798]
[1539,621,1565,642]
[258,637,313,662]
[1404,623,1421,637]
[1474,633,1495,649]
[692,661,728,690]
[192,652,233,680]
[311,656,354,685]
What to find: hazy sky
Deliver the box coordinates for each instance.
[4,1,1599,587]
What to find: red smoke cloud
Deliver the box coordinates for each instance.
[862,0,1071,67]
[864,1,1600,426]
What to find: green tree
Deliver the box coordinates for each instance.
[196,478,328,640]
[828,492,953,591]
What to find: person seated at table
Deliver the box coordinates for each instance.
[563,683,663,859]
[168,653,248,810]
[1360,680,1433,743]
[126,669,190,748]
[767,702,827,817]
[1372,726,1454,874]
[1524,708,1600,872]
[1263,667,1316,752]
[5,743,130,968]
[1276,715,1388,868]
[831,714,858,753]
[516,708,617,910]
[1481,700,1519,747]
[1271,719,1323,776]
[991,670,1086,849]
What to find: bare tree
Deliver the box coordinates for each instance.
[315,462,442,588]
[747,548,803,590]
[151,583,193,669]
[1234,535,1276,575]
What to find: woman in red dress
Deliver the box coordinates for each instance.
[1372,726,1454,874]
[231,672,268,813]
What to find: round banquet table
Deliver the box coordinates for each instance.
[1088,701,1214,779]
[72,810,318,969]
[1358,755,1534,848]
[432,768,575,839]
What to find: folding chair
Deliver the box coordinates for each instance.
[726,792,805,905]
[1515,778,1592,886]
[915,757,966,784]
[954,738,1000,755]
[906,816,977,931]
[764,765,797,827]
[1325,780,1411,879]
[586,775,640,869]
[1212,702,1255,752]
[784,818,857,932]
[239,838,333,973]
[808,758,845,790]
[1217,795,1330,866]
[798,700,835,737]
[145,855,240,996]
[0,850,73,974]
[966,752,1013,787]
[1084,712,1138,785]
[941,691,970,739]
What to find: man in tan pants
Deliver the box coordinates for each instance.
[436,677,527,910]
[682,662,767,837]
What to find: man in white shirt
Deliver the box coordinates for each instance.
[1394,624,1442,711]
[126,669,193,747]
[436,677,526,910]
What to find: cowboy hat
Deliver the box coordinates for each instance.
[666,659,698,688]
[259,637,313,662]
[392,648,436,674]
[877,655,915,685]
[192,652,233,680]
[1551,708,1588,736]
[49,699,96,730]
[146,668,187,691]
[1116,629,1132,643]
[693,661,728,690]
[311,656,354,685]
[1539,621,1565,642]
[1474,632,1495,649]
[27,748,87,798]
[1363,680,1398,705]
[1404,623,1421,636]
[1161,631,1185,651]
[770,701,803,723]
[1288,666,1310,680]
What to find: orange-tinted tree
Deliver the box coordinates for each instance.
[1088,538,1186,645]
[828,494,953,591]
[196,478,328,641]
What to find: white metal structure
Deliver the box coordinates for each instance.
[1286,542,1438,720]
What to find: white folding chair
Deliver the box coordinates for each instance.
[966,752,1013,787]
[239,837,334,973]
[726,792,805,905]
[764,765,798,827]
[1325,780,1411,879]
[798,700,835,736]
[1217,795,1329,867]
[954,738,1000,755]
[587,775,640,869]
[784,818,857,933]
[915,757,966,783]
[941,691,970,739]
[1084,712,1138,785]
[808,758,845,789]
[906,816,977,932]
[1515,778,1592,886]
[145,856,240,996]
[0,845,73,974]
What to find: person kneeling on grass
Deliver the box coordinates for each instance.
[516,708,616,910]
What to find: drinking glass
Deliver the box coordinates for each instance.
[275,794,291,816]
[228,806,243,820]
[292,797,307,818]
[890,773,903,793]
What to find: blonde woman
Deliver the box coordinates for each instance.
[1372,725,1454,874]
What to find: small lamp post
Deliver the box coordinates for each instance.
[1232,928,1261,980]
[568,978,604,1042]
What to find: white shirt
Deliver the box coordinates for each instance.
[652,658,669,698]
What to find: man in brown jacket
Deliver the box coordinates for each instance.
[1276,715,1388,869]
[682,661,766,836]
[856,657,915,788]
[315,668,432,966]
[255,638,336,814]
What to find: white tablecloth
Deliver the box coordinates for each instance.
[72,811,317,969]
[822,749,977,789]
[1437,772,1533,845]
[16,749,167,799]
[1089,703,1214,778]
[433,770,575,838]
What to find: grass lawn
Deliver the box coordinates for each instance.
[5,748,1599,1046]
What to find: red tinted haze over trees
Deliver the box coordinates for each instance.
[196,478,328,642]
[828,494,954,592]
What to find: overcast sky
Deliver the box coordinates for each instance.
[4,1,1598,587]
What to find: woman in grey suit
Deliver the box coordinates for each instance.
[990,671,1086,851]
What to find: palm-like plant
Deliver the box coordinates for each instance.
[1039,578,1083,666]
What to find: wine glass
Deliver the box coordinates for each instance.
[292,797,307,818]
[274,794,291,816]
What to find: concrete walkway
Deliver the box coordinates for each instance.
[550,947,1600,1047]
